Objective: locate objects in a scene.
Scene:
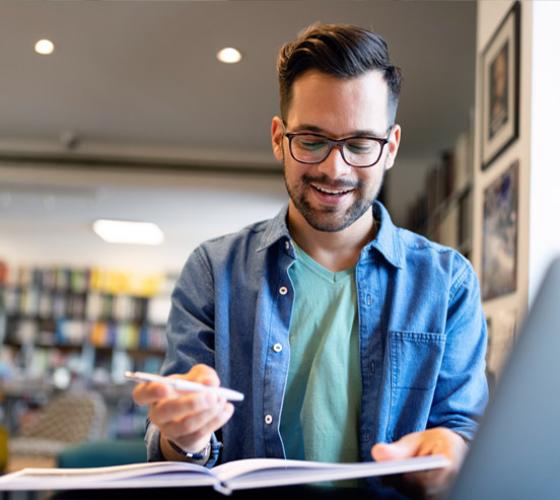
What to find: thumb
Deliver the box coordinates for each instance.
[372,433,421,461]
[186,364,220,387]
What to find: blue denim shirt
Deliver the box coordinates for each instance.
[146,202,488,465]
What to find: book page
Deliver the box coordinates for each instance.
[0,461,215,491]
[0,456,449,492]
[213,458,338,482]
[221,456,449,491]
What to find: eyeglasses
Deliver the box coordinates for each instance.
[284,127,392,168]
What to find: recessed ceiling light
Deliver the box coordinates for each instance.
[93,219,164,246]
[217,47,242,64]
[34,39,55,55]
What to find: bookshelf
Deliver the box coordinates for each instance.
[0,262,174,438]
[405,130,474,260]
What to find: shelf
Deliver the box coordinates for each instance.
[6,313,151,324]
[94,345,166,356]
[423,181,472,231]
[4,340,165,356]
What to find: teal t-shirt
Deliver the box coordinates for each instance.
[280,244,362,463]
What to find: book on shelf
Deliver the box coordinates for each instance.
[0,456,449,494]
[439,205,460,249]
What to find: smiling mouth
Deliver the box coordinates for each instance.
[310,183,355,196]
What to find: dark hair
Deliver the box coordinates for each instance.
[277,23,402,124]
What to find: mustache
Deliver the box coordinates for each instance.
[301,173,359,190]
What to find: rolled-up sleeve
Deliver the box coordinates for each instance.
[428,262,489,440]
[144,246,223,465]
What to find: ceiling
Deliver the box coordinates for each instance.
[0,0,477,273]
[0,0,476,165]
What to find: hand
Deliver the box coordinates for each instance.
[132,364,234,460]
[371,427,468,495]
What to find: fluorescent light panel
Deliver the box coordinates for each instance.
[93,219,164,245]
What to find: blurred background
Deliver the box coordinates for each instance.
[2,0,537,473]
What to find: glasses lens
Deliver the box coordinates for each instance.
[343,138,382,167]
[290,135,330,163]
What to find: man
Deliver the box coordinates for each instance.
[133,23,488,492]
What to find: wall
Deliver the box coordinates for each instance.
[473,0,531,326]
[475,1,560,310]
[0,164,286,274]
[385,156,437,226]
[528,1,560,302]
[471,1,538,380]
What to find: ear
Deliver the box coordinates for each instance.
[271,116,285,162]
[384,124,401,171]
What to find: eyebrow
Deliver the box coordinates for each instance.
[289,123,386,138]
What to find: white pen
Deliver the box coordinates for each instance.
[124,370,245,402]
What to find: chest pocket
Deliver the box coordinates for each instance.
[389,331,446,390]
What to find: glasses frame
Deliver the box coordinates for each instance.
[284,127,393,168]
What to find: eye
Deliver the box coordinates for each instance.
[296,135,328,150]
[346,138,374,154]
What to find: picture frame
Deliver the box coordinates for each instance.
[480,2,520,170]
[485,309,518,395]
[481,160,519,301]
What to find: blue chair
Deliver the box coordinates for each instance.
[57,438,147,468]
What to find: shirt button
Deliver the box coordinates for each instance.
[279,286,288,295]
[273,343,283,353]
[264,414,273,425]
[285,240,290,250]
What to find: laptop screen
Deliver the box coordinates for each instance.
[449,257,560,500]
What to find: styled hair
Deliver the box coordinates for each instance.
[277,23,402,124]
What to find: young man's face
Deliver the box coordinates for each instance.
[272,69,401,232]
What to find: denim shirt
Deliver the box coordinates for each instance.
[145,201,488,465]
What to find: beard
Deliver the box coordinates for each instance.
[284,161,385,233]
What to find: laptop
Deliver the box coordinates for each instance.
[448,257,560,499]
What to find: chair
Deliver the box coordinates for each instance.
[57,438,147,468]
[8,390,107,471]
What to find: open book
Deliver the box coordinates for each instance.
[0,455,448,494]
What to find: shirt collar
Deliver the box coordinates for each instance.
[256,205,291,252]
[365,201,403,269]
[257,201,403,269]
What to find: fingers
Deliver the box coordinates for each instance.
[411,428,468,467]
[372,431,422,461]
[132,365,234,452]
[185,364,220,387]
[372,428,466,463]
[373,428,468,495]
[164,401,234,441]
[155,395,233,452]
[132,364,219,406]
[132,381,174,405]
[160,403,234,459]
[153,392,217,425]
[132,365,234,453]
[161,401,234,453]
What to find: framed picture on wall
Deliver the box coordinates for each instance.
[481,160,519,301]
[485,309,518,395]
[480,2,520,170]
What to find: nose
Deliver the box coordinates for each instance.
[316,144,352,179]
